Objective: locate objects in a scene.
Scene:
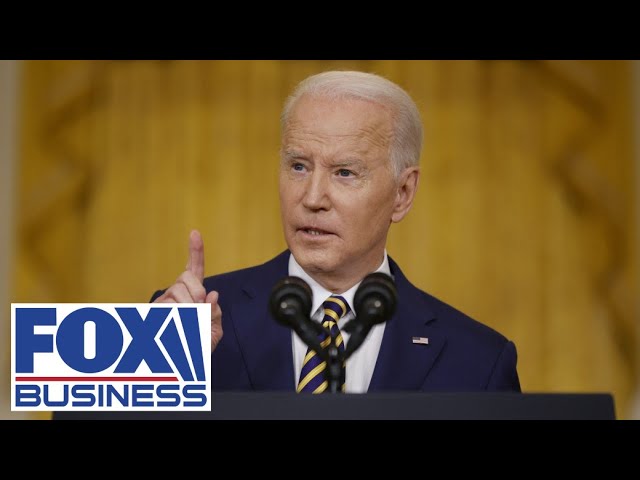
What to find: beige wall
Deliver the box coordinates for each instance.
[632,60,640,420]
[0,60,28,419]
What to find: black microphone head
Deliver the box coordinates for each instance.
[353,272,397,326]
[269,276,313,327]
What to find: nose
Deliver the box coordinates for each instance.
[302,170,331,211]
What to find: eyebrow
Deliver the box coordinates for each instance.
[333,158,367,170]
[282,149,307,160]
[282,150,368,171]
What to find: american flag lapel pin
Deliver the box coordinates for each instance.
[412,336,429,345]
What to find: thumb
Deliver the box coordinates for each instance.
[207,290,223,352]
[206,290,219,306]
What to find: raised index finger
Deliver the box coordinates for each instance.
[186,229,205,283]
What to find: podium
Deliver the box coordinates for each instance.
[53,392,616,420]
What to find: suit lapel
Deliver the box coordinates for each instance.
[231,251,296,391]
[368,257,447,392]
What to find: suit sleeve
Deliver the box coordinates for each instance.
[485,340,521,392]
[149,289,165,302]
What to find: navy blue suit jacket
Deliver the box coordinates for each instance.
[153,250,521,393]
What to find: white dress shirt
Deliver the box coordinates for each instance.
[289,252,390,393]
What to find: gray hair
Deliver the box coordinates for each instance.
[280,70,423,178]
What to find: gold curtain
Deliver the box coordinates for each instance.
[9,60,638,418]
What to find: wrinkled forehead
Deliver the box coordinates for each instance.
[283,94,394,144]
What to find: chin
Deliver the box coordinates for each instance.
[292,246,337,274]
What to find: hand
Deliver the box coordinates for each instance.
[154,229,223,352]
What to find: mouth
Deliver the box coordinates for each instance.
[297,226,336,239]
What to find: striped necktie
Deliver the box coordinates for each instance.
[297,295,350,394]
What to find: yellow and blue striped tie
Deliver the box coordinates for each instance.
[297,296,349,393]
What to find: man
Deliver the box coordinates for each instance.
[153,70,521,393]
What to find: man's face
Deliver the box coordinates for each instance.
[279,94,403,291]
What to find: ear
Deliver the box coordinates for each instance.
[391,167,420,223]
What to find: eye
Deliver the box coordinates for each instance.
[337,169,354,177]
[292,163,305,172]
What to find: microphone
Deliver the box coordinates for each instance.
[269,276,326,357]
[343,272,397,358]
[269,276,312,327]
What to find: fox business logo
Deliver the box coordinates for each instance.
[11,304,211,411]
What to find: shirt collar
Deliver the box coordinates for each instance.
[288,251,391,319]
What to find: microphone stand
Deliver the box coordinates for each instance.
[326,338,344,394]
[297,320,344,394]
[300,311,377,394]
